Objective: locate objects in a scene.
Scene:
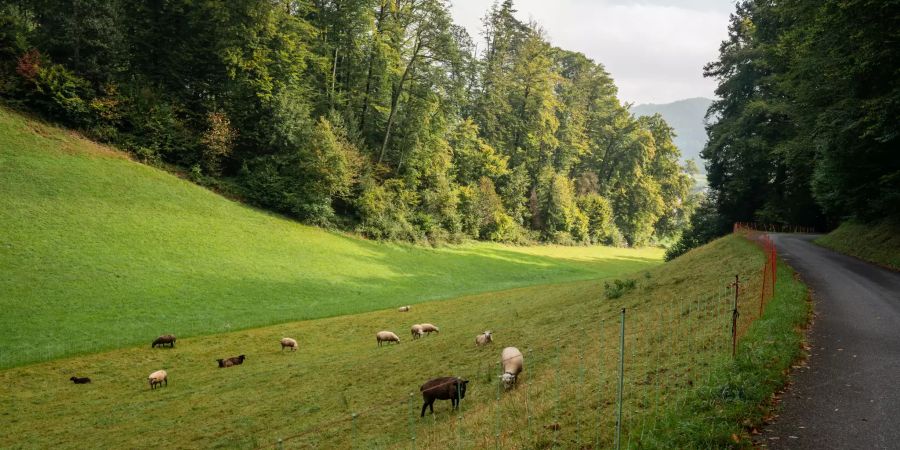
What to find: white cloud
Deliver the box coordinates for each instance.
[449,0,732,104]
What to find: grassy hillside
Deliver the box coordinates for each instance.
[0,235,809,448]
[816,220,900,270]
[0,107,661,368]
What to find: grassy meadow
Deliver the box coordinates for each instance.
[816,220,900,271]
[0,107,661,368]
[0,235,808,448]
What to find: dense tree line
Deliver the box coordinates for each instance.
[668,0,899,260]
[1,0,694,246]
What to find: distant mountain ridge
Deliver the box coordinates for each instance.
[631,97,712,172]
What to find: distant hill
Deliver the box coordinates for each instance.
[631,97,713,172]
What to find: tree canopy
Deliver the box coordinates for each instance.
[1,0,694,246]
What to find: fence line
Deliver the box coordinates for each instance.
[4,226,782,448]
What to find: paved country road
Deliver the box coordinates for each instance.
[759,234,900,449]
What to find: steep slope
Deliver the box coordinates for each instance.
[816,220,900,270]
[0,235,809,448]
[0,107,661,368]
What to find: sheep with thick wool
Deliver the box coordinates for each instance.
[419,323,439,336]
[499,347,523,390]
[151,334,176,348]
[280,337,298,352]
[376,331,400,346]
[148,370,168,390]
[475,331,493,346]
[410,324,425,340]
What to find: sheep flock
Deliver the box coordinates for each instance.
[67,307,526,427]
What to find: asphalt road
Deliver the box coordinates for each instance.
[759,234,900,449]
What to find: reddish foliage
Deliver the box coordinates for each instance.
[16,49,41,81]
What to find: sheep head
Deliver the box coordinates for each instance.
[500,372,517,390]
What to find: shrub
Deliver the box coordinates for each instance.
[604,278,637,299]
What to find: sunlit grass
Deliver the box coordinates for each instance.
[0,235,806,448]
[0,107,661,368]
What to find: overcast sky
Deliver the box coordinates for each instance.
[449,0,735,105]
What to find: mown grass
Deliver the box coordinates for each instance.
[0,235,804,448]
[816,219,900,271]
[0,106,661,368]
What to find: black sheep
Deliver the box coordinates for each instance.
[69,376,91,384]
[216,354,246,368]
[420,376,469,417]
[151,334,176,348]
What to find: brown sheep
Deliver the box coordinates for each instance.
[216,355,246,368]
[69,376,91,384]
[420,376,469,417]
[151,334,176,348]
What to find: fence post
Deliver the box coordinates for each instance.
[277,438,283,450]
[615,308,626,450]
[730,275,740,358]
[554,336,561,448]
[526,348,533,446]
[496,360,502,449]
[409,392,416,450]
[351,413,358,449]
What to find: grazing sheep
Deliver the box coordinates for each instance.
[398,306,411,312]
[420,323,440,336]
[216,355,246,368]
[499,347,524,390]
[420,376,469,417]
[410,324,425,340]
[148,370,167,390]
[376,331,401,347]
[475,331,493,346]
[151,334,176,348]
[69,376,91,384]
[280,337,298,352]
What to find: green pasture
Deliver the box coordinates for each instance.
[0,235,807,448]
[816,220,900,271]
[0,107,661,368]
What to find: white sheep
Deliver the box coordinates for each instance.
[376,331,401,347]
[420,323,440,335]
[398,306,411,312]
[410,324,425,340]
[499,347,523,390]
[148,369,168,390]
[475,330,493,346]
[280,337,298,352]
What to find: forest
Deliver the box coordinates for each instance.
[0,0,695,247]
[668,0,899,259]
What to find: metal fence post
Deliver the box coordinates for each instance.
[731,275,740,358]
[615,308,626,450]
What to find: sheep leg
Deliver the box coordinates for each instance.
[420,401,429,417]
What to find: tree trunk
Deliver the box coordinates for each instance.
[378,35,421,165]
[360,2,388,132]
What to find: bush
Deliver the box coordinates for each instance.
[604,278,637,299]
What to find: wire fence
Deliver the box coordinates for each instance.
[2,225,788,448]
[254,228,782,449]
